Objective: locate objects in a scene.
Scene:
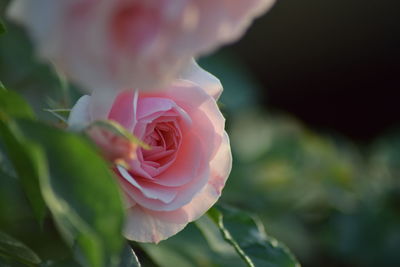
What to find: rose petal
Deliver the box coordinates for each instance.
[222,0,276,40]
[179,59,223,100]
[121,190,137,209]
[136,97,192,127]
[145,81,225,159]
[108,90,136,130]
[151,131,202,186]
[180,131,232,221]
[136,97,175,120]
[124,206,187,243]
[118,165,178,204]
[189,103,224,160]
[123,133,231,242]
[68,95,91,129]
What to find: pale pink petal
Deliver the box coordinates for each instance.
[143,81,209,110]
[162,165,210,211]
[145,81,225,159]
[136,97,192,127]
[124,164,209,213]
[121,190,137,209]
[216,0,275,46]
[108,90,135,129]
[190,101,224,159]
[126,158,154,180]
[120,134,212,212]
[124,206,187,243]
[9,0,275,93]
[180,131,232,221]
[118,166,178,204]
[68,95,91,129]
[143,132,231,222]
[172,0,226,56]
[144,148,174,161]
[136,97,175,121]
[123,133,231,242]
[222,0,276,36]
[90,89,119,121]
[179,59,223,100]
[155,82,225,141]
[151,132,202,186]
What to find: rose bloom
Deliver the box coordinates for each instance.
[8,0,275,92]
[68,62,232,243]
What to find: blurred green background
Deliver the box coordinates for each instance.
[1,0,400,266]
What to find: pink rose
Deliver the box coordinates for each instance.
[68,63,232,243]
[8,0,275,92]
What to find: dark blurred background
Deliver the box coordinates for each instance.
[226,0,400,142]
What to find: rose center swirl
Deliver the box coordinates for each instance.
[140,119,182,173]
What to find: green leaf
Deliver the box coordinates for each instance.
[139,243,192,267]
[118,244,141,267]
[0,167,30,227]
[0,89,35,119]
[0,231,41,266]
[0,122,48,223]
[0,19,6,35]
[14,119,125,267]
[138,222,243,267]
[0,91,45,222]
[195,215,239,257]
[40,258,82,267]
[43,108,71,124]
[206,206,300,267]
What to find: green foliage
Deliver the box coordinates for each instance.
[118,244,141,267]
[226,109,400,266]
[205,206,299,267]
[0,124,48,222]
[0,89,35,119]
[0,20,68,120]
[43,108,70,124]
[15,119,125,267]
[0,19,5,35]
[0,90,47,222]
[0,89,125,267]
[139,223,239,267]
[0,231,41,266]
[0,167,30,230]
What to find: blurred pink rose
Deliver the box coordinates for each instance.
[68,62,232,243]
[8,0,275,92]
